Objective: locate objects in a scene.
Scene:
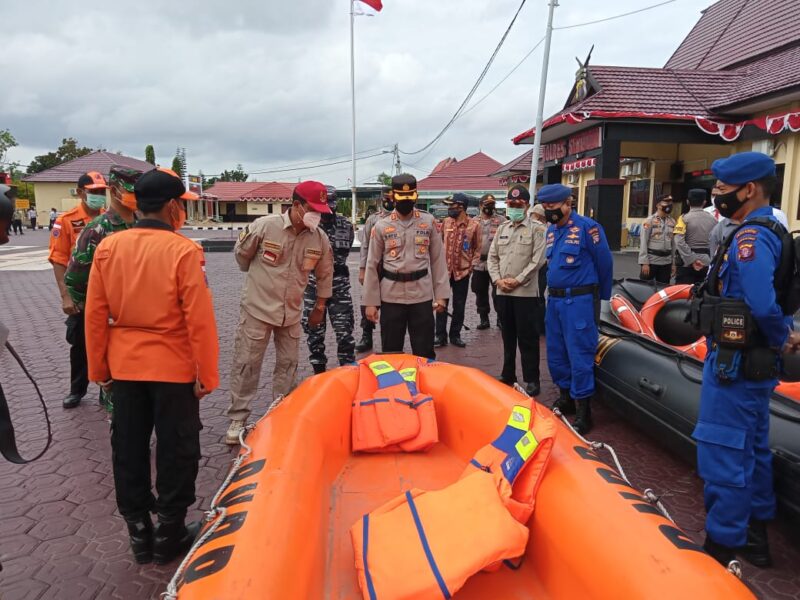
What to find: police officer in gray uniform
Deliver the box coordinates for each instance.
[638,196,676,284]
[675,188,717,284]
[303,186,356,373]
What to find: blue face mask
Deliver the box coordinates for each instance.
[85,193,106,210]
[506,207,526,222]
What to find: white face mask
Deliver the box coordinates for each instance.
[302,209,321,231]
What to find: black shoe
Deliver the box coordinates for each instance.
[434,336,448,348]
[704,536,738,567]
[740,519,772,567]
[552,388,575,415]
[573,398,593,435]
[355,332,373,353]
[525,382,541,397]
[497,376,515,386]
[125,515,154,564]
[153,518,202,565]
[476,318,490,330]
[63,393,84,409]
[312,363,327,375]
[449,336,466,348]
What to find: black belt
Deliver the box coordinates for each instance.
[691,246,710,254]
[383,268,428,282]
[480,254,488,261]
[647,249,672,257]
[548,285,597,298]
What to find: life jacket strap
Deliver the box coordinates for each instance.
[405,491,452,599]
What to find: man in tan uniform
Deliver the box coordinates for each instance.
[226,181,334,444]
[472,193,506,330]
[355,188,394,353]
[363,174,449,359]
[638,196,676,284]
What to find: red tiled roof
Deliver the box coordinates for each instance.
[713,44,800,109]
[665,0,800,71]
[202,182,266,202]
[240,182,296,202]
[22,151,155,183]
[430,157,457,174]
[490,148,546,177]
[417,152,504,191]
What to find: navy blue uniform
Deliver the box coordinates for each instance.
[545,214,613,399]
[694,205,790,547]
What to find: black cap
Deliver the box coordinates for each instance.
[445,192,469,207]
[392,173,418,201]
[134,168,197,212]
[507,184,531,202]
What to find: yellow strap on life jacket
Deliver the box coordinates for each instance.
[368,360,395,377]
[514,430,539,462]
[507,405,531,432]
[399,367,418,383]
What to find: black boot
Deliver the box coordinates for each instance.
[449,336,466,348]
[552,388,575,415]
[153,516,202,565]
[477,316,490,330]
[312,363,326,375]
[62,392,83,409]
[434,335,448,348]
[125,515,153,564]
[704,535,738,567]
[573,397,593,435]
[355,331,373,353]
[740,519,772,567]
[525,382,541,397]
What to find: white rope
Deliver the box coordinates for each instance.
[727,560,743,579]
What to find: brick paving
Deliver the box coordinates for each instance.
[1,231,799,599]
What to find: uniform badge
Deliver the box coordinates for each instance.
[418,222,429,229]
[262,240,282,264]
[238,227,249,242]
[737,243,755,262]
[390,250,398,257]
[566,256,575,264]
[52,224,61,238]
[588,226,600,244]
[569,226,579,233]
[384,226,396,233]
[567,233,579,240]
[511,188,520,198]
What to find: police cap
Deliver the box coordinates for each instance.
[392,174,418,201]
[536,183,572,204]
[507,184,530,202]
[711,152,776,185]
[445,192,469,207]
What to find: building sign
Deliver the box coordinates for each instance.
[499,174,530,186]
[188,175,203,197]
[15,199,30,210]
[568,127,602,155]
[542,140,567,163]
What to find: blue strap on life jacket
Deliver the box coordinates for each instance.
[362,515,378,600]
[405,491,452,599]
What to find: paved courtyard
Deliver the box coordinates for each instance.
[1,229,799,599]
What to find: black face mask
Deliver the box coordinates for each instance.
[382,200,395,212]
[447,207,461,219]
[321,212,334,223]
[544,207,564,223]
[714,185,746,219]
[482,205,495,216]
[396,200,415,216]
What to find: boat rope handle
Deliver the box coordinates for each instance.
[161,395,286,598]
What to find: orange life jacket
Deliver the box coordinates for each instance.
[351,470,529,600]
[351,359,438,453]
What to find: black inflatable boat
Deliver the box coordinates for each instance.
[596,278,800,534]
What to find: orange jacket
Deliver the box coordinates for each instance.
[85,220,219,390]
[48,203,103,267]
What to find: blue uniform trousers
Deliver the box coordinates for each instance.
[694,353,776,547]
[545,293,597,399]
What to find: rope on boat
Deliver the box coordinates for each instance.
[161,396,286,599]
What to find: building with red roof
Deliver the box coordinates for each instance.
[416,151,506,206]
[512,0,800,248]
[204,181,297,222]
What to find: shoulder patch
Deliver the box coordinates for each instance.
[737,243,755,262]
[588,226,600,244]
[736,228,759,238]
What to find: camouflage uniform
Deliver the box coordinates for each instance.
[64,207,134,412]
[302,213,356,368]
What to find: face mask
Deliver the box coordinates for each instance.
[661,205,672,214]
[169,201,186,231]
[85,193,106,210]
[713,186,746,219]
[447,207,461,219]
[396,200,414,216]
[506,207,526,222]
[544,207,564,223]
[114,188,138,211]
[302,209,321,231]
[382,200,395,212]
[482,205,495,216]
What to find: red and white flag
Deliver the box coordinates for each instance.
[357,0,383,11]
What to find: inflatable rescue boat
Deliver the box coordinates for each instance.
[165,354,752,599]
[597,278,800,533]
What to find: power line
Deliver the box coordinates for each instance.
[553,0,678,30]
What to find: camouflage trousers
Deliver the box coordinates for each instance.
[303,274,356,367]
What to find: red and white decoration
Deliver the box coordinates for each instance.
[562,158,596,172]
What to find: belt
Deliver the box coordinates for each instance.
[383,268,429,282]
[691,246,710,254]
[480,254,488,261]
[647,249,672,257]
[548,285,597,298]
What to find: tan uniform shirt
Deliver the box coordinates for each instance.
[359,209,389,269]
[234,211,333,327]
[474,214,507,272]
[442,216,481,281]
[487,217,547,297]
[638,213,676,266]
[363,209,450,306]
[675,207,718,266]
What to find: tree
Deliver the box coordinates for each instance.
[376,172,392,186]
[27,137,93,174]
[145,145,156,165]
[0,129,18,164]
[206,164,249,186]
[171,155,183,178]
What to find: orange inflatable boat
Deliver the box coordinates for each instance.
[165,354,753,600]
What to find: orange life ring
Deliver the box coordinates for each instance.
[640,285,705,353]
[610,295,655,338]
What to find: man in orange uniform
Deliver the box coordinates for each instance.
[50,171,107,408]
[85,168,219,566]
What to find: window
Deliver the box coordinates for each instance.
[628,179,651,218]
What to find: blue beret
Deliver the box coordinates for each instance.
[446,192,469,206]
[537,183,572,203]
[711,152,776,185]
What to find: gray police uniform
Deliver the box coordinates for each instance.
[675,207,717,284]
[638,213,675,284]
[302,213,355,368]
[358,209,389,334]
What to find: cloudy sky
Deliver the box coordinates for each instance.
[1,0,709,186]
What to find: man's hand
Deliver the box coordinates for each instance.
[98,379,113,393]
[692,259,704,271]
[365,306,380,323]
[61,295,79,316]
[432,299,447,313]
[194,380,211,399]
[782,331,800,354]
[358,268,365,285]
[308,304,326,328]
[641,264,650,277]
[671,264,677,278]
[503,279,520,291]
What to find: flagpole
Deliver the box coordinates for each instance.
[350,0,358,225]
[528,0,558,191]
